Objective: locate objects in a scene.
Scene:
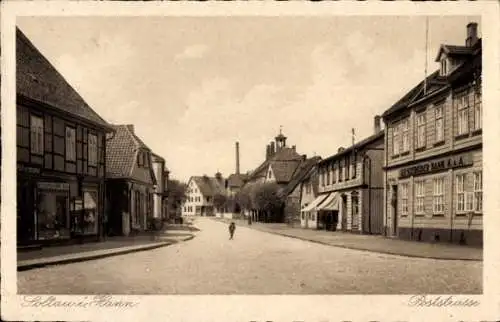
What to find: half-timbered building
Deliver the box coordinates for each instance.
[16,28,113,245]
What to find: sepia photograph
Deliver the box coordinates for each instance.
[1,2,499,322]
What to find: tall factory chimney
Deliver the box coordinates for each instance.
[235,141,240,174]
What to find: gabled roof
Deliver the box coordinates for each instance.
[319,131,384,166]
[249,147,302,180]
[281,156,321,197]
[191,176,226,197]
[16,27,113,131]
[435,44,475,62]
[106,125,154,184]
[227,173,249,188]
[381,70,446,119]
[270,160,302,183]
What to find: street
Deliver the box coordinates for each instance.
[18,218,482,294]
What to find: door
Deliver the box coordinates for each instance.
[391,185,398,236]
[341,195,348,230]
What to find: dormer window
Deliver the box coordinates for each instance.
[440,58,448,76]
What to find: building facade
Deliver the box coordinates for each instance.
[382,22,482,246]
[151,153,169,225]
[182,174,226,217]
[16,28,113,245]
[310,120,385,234]
[105,125,156,236]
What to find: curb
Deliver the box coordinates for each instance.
[211,218,482,262]
[18,242,172,272]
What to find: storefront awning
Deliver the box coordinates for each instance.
[317,192,340,211]
[301,194,329,212]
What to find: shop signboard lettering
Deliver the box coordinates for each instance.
[18,164,40,174]
[399,153,473,179]
[37,182,70,191]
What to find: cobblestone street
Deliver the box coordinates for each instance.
[18,218,482,294]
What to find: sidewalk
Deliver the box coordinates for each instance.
[215,218,482,261]
[17,225,196,271]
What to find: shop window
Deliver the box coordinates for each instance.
[82,190,99,234]
[37,190,70,240]
[30,115,44,155]
[456,174,466,213]
[416,113,426,149]
[435,105,444,143]
[415,181,425,214]
[473,89,482,131]
[88,134,98,166]
[474,171,482,213]
[400,183,409,216]
[456,93,470,136]
[432,177,445,214]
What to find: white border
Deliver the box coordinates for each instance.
[2,2,499,322]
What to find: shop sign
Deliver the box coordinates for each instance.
[37,182,70,191]
[399,153,473,179]
[18,164,40,174]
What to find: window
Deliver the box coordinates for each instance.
[456,93,469,136]
[415,181,425,214]
[332,164,337,183]
[320,170,325,186]
[440,58,447,76]
[345,156,350,180]
[351,195,359,217]
[326,166,330,185]
[339,161,344,182]
[88,134,98,166]
[392,124,400,156]
[30,115,44,155]
[82,190,98,234]
[473,89,482,131]
[37,189,70,240]
[416,113,426,149]
[65,127,76,161]
[352,154,357,179]
[433,177,445,214]
[474,171,482,213]
[435,105,444,143]
[401,119,409,153]
[400,183,409,216]
[456,174,466,213]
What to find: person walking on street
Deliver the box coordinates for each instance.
[229,222,236,240]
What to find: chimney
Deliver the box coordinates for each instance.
[466,22,478,47]
[302,154,307,161]
[266,144,270,160]
[270,142,275,156]
[292,145,296,152]
[235,142,240,174]
[374,115,381,134]
[338,147,345,153]
[126,124,134,133]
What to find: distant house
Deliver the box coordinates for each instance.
[182,173,226,217]
[281,156,322,226]
[241,129,314,223]
[151,153,169,225]
[105,124,156,236]
[313,122,385,234]
[296,160,320,229]
[16,28,114,245]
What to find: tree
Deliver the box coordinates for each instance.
[213,193,227,213]
[166,179,187,216]
[253,182,285,222]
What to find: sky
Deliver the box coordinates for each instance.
[18,16,480,182]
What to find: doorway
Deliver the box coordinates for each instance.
[391,185,398,236]
[341,194,348,231]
